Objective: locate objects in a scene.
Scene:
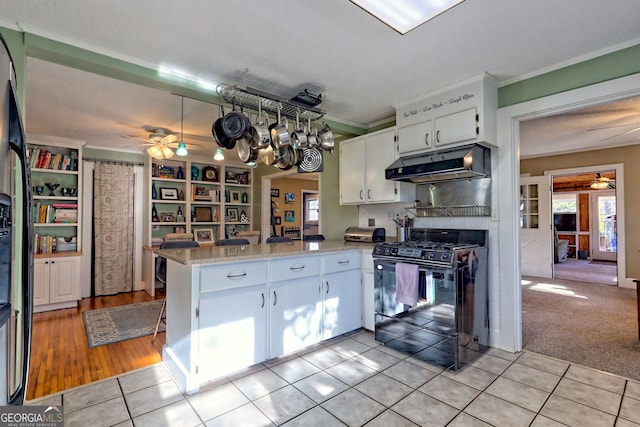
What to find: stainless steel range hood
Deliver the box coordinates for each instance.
[385,143,491,183]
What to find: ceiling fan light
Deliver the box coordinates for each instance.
[176,141,188,156]
[590,181,609,189]
[214,147,225,161]
[162,145,175,159]
[146,145,164,159]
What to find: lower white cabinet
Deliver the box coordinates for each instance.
[33,255,80,312]
[322,251,362,339]
[270,276,322,358]
[198,285,268,381]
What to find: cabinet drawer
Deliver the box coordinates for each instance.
[200,261,268,292]
[323,251,361,274]
[271,256,321,282]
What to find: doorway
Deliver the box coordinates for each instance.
[550,169,618,285]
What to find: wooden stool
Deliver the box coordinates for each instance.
[151,299,166,345]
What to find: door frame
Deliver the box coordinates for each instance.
[497,72,640,352]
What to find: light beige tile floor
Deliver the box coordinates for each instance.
[27,329,640,427]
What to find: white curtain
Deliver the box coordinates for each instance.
[93,163,134,295]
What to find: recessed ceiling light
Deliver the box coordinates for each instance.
[350,0,464,34]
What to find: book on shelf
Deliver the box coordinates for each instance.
[28,148,77,171]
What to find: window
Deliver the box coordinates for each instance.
[552,193,577,213]
[306,197,319,222]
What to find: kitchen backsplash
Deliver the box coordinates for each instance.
[358,202,492,241]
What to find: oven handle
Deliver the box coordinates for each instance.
[375,263,443,273]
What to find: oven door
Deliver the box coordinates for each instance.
[373,259,406,319]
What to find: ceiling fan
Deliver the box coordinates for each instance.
[586,122,640,142]
[590,173,616,190]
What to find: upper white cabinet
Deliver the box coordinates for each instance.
[395,73,498,155]
[340,128,414,205]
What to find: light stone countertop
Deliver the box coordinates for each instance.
[156,240,375,266]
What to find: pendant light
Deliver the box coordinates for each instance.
[214,147,225,161]
[176,96,188,156]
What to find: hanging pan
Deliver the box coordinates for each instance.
[212,105,236,149]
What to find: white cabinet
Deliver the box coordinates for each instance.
[361,250,375,331]
[340,128,414,205]
[198,285,268,381]
[397,120,433,155]
[396,73,498,154]
[269,255,322,357]
[322,251,362,339]
[434,107,478,147]
[270,277,322,357]
[33,255,80,312]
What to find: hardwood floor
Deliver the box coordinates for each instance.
[27,290,165,401]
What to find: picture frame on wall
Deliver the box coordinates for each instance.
[160,187,179,200]
[284,192,295,204]
[285,210,295,222]
[194,228,214,243]
[273,216,281,225]
[271,188,280,197]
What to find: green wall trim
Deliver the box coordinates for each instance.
[22,32,223,105]
[0,27,27,107]
[499,44,640,107]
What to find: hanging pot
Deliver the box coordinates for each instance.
[270,108,290,147]
[237,137,259,163]
[212,105,236,149]
[291,112,308,149]
[318,122,334,151]
[249,108,270,150]
[259,143,277,166]
[222,101,252,140]
[306,116,319,148]
[275,145,295,170]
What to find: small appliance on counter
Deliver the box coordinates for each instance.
[344,227,386,243]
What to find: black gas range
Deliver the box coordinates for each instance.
[372,241,479,269]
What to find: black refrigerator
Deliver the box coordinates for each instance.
[0,34,34,405]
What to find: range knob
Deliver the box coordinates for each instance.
[427,251,436,260]
[441,252,450,261]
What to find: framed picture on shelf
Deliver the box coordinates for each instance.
[271,188,280,197]
[173,226,186,233]
[285,192,295,204]
[226,207,238,222]
[230,190,241,203]
[285,210,295,222]
[160,187,179,200]
[194,228,214,243]
[194,206,212,222]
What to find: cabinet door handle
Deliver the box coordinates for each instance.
[425,132,430,145]
[261,293,265,308]
[337,260,350,265]
[359,190,363,200]
[273,290,277,306]
[436,130,440,143]
[367,189,371,199]
[226,273,247,279]
[325,281,330,294]
[289,266,305,271]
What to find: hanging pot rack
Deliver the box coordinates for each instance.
[217,84,325,122]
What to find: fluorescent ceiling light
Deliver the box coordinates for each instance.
[351,0,464,34]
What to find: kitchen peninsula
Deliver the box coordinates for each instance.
[157,240,366,394]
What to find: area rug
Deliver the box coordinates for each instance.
[83,300,165,348]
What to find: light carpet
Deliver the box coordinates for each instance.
[522,276,640,381]
[83,300,164,348]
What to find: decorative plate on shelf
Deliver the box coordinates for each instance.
[202,166,218,182]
